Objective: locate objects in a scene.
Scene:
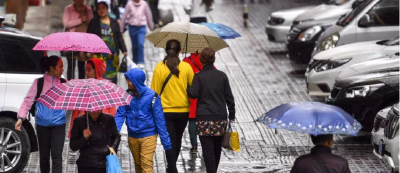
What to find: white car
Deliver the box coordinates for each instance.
[305,37,399,97]
[372,106,392,159]
[0,19,44,173]
[382,103,399,172]
[265,6,314,42]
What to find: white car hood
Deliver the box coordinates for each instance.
[271,6,314,19]
[313,41,387,60]
[338,55,399,78]
[295,3,352,21]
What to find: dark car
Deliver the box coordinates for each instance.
[286,20,335,64]
[327,69,399,130]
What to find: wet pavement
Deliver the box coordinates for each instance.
[22,0,392,172]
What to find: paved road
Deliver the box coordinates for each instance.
[23,0,391,172]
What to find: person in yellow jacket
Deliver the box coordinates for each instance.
[150,39,194,173]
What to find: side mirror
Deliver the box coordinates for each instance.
[358,14,370,27]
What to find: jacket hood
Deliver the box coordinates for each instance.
[189,53,202,70]
[132,0,145,6]
[89,58,106,80]
[124,68,147,96]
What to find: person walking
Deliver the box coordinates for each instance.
[68,58,117,138]
[290,134,351,173]
[115,68,172,173]
[148,0,160,28]
[15,56,67,173]
[63,0,93,80]
[87,2,127,84]
[185,0,213,23]
[187,47,235,173]
[182,52,202,154]
[120,0,154,68]
[150,39,194,173]
[70,110,121,173]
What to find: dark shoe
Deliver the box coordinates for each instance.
[190,148,198,155]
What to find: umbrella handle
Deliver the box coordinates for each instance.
[86,111,89,130]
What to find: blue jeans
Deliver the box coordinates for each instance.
[129,25,146,64]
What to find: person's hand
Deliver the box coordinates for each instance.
[81,15,88,23]
[15,119,22,131]
[123,52,128,56]
[83,129,91,140]
[109,147,116,155]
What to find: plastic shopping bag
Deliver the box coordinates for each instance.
[229,131,240,152]
[117,55,138,90]
[106,154,122,173]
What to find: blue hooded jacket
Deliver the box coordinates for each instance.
[115,68,171,150]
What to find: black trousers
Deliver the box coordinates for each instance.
[67,58,85,80]
[78,167,106,173]
[199,136,224,173]
[148,0,159,25]
[36,124,66,173]
[190,17,207,24]
[164,112,189,173]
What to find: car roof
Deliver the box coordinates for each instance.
[0,26,42,41]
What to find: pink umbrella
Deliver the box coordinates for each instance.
[33,32,112,54]
[37,79,132,111]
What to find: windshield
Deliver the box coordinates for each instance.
[385,36,399,46]
[336,0,374,26]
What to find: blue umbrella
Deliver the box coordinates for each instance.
[200,23,241,39]
[257,102,362,136]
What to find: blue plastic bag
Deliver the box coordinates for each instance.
[106,154,122,173]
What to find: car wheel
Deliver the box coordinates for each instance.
[0,117,30,173]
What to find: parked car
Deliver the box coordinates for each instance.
[327,69,399,130]
[265,6,314,42]
[287,0,363,63]
[383,103,399,172]
[305,37,399,97]
[372,106,391,159]
[314,0,399,55]
[0,17,44,173]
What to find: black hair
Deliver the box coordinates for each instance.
[163,39,181,77]
[310,134,333,145]
[86,60,96,70]
[40,55,61,73]
[202,0,213,8]
[96,1,109,9]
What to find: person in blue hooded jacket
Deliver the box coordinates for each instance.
[115,68,171,173]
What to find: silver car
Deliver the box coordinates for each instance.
[383,103,399,172]
[265,6,314,42]
[372,106,392,159]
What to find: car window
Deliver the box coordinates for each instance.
[0,36,43,74]
[337,0,374,26]
[364,0,399,26]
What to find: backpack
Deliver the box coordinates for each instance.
[29,77,66,117]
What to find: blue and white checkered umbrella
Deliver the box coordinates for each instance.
[200,23,241,39]
[257,102,362,136]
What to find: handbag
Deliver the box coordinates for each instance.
[118,55,128,73]
[222,122,240,152]
[106,153,123,173]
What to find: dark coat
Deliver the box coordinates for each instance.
[87,17,127,53]
[70,113,121,168]
[187,63,235,121]
[290,145,351,173]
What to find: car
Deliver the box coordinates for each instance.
[314,0,399,55]
[327,69,399,130]
[383,103,399,172]
[305,37,399,97]
[265,6,314,42]
[287,0,363,63]
[0,17,45,173]
[372,106,391,159]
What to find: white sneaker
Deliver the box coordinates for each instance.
[138,64,145,69]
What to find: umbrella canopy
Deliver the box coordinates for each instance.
[37,79,132,112]
[146,22,229,53]
[257,102,362,136]
[33,32,112,54]
[200,23,241,39]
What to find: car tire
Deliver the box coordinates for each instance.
[0,117,30,173]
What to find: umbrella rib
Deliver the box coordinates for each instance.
[203,35,211,48]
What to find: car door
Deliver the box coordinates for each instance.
[0,73,6,111]
[0,36,43,113]
[356,0,399,42]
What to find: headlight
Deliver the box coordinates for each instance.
[298,26,322,41]
[321,32,340,51]
[314,58,351,72]
[344,83,385,98]
[268,16,285,25]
